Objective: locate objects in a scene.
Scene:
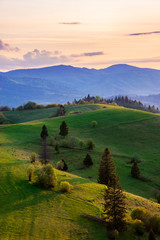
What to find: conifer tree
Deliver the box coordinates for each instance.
[40,125,48,140]
[104,177,126,232]
[59,121,68,137]
[98,148,118,187]
[131,161,140,179]
[83,153,93,167]
[40,125,49,164]
[40,139,50,164]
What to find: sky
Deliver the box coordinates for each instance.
[0,0,160,71]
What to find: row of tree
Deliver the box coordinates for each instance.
[74,94,160,113]
[0,102,61,111]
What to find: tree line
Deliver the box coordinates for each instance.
[74,94,160,113]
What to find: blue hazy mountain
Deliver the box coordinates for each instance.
[1,64,160,106]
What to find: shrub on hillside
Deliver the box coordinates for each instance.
[79,140,85,148]
[60,136,78,148]
[49,136,56,146]
[131,207,151,229]
[60,181,72,192]
[34,164,57,188]
[0,106,11,111]
[131,161,140,179]
[27,165,34,181]
[83,153,93,167]
[30,152,37,163]
[56,159,68,171]
[131,207,148,221]
[91,120,98,127]
[130,153,142,163]
[86,139,95,150]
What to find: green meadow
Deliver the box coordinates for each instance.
[4,104,101,124]
[1,104,160,239]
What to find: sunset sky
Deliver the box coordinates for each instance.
[0,0,160,71]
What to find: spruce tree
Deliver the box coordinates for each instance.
[131,161,140,179]
[98,148,118,187]
[83,153,93,167]
[40,138,50,164]
[40,125,48,140]
[59,121,68,137]
[40,125,49,164]
[104,177,126,232]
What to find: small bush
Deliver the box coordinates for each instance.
[131,161,140,179]
[132,219,145,236]
[83,153,93,167]
[34,164,57,188]
[79,140,85,148]
[60,181,72,192]
[49,136,56,146]
[131,207,147,221]
[27,165,34,181]
[91,120,98,127]
[56,159,68,171]
[30,152,37,163]
[86,139,95,150]
[131,153,142,163]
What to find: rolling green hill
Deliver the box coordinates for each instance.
[3,104,101,124]
[0,104,160,239]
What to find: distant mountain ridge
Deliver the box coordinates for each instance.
[1,64,160,107]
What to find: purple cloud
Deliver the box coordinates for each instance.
[59,22,81,25]
[71,51,104,58]
[0,39,20,52]
[0,49,69,70]
[129,31,160,36]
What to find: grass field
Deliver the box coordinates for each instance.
[3,104,102,124]
[1,104,160,239]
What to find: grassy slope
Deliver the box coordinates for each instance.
[1,105,160,239]
[3,104,101,124]
[0,144,160,240]
[2,105,160,198]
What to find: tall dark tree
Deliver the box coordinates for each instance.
[98,148,118,187]
[59,121,68,137]
[104,177,126,232]
[83,153,93,167]
[131,161,140,179]
[40,125,48,140]
[40,125,49,164]
[40,138,50,164]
